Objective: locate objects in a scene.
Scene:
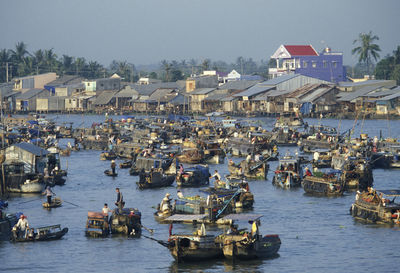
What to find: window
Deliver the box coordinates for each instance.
[87,83,90,86]
[323,61,327,68]
[303,61,307,68]
[332,61,337,68]
[312,61,317,68]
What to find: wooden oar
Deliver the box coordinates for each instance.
[63,200,80,207]
[142,234,169,247]
[17,197,43,205]
[140,224,154,234]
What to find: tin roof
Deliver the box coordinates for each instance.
[233,85,274,97]
[190,88,216,95]
[13,142,49,156]
[16,89,47,100]
[337,86,384,102]
[93,90,118,105]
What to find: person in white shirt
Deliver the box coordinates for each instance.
[210,170,221,182]
[177,190,184,199]
[13,215,29,238]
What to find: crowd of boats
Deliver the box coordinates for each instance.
[1,113,400,262]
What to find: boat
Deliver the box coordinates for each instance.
[104,170,118,177]
[167,231,223,262]
[176,165,210,187]
[215,214,281,260]
[137,169,175,189]
[130,156,176,176]
[0,213,18,241]
[302,170,344,196]
[11,224,68,242]
[350,189,400,225]
[109,208,142,236]
[228,159,269,180]
[340,159,373,191]
[119,160,132,169]
[85,211,110,237]
[100,151,118,161]
[2,160,45,193]
[177,148,204,164]
[311,149,332,168]
[42,197,62,208]
[272,154,302,188]
[274,112,304,129]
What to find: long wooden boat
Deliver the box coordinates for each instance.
[272,155,302,188]
[228,160,268,180]
[302,173,344,197]
[110,208,142,236]
[137,170,175,189]
[350,189,400,225]
[216,214,281,260]
[12,225,68,242]
[176,165,210,187]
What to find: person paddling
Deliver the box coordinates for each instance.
[42,186,55,204]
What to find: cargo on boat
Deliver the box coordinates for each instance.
[137,169,175,189]
[109,208,142,236]
[302,170,344,196]
[215,214,281,260]
[42,197,62,208]
[228,159,268,180]
[350,189,400,225]
[272,155,302,188]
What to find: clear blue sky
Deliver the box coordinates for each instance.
[0,0,399,66]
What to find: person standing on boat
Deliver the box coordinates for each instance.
[42,186,55,204]
[13,215,29,239]
[111,160,116,175]
[115,188,124,213]
[210,170,221,182]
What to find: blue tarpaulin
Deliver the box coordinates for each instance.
[27,120,38,125]
[300,102,312,115]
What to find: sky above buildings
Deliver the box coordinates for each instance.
[1,0,399,67]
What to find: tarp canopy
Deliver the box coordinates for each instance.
[165,214,207,221]
[27,120,38,125]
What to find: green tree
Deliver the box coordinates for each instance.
[44,48,58,72]
[352,31,381,74]
[10,42,30,76]
[391,65,400,84]
[32,49,45,74]
[201,59,210,72]
[61,54,74,75]
[161,60,171,81]
[0,49,11,82]
[74,57,86,76]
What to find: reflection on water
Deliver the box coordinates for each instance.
[1,115,400,273]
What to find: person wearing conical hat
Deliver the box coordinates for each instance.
[111,160,116,175]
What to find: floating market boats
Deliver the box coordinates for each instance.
[272,155,302,188]
[100,151,118,161]
[228,159,269,180]
[215,214,281,260]
[109,208,142,236]
[85,211,110,237]
[350,189,400,225]
[2,160,45,193]
[137,169,175,189]
[176,165,210,187]
[302,170,344,196]
[12,224,68,242]
[130,156,176,176]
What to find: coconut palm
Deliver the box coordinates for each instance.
[44,48,58,72]
[0,49,11,82]
[352,31,381,74]
[61,55,74,75]
[74,57,86,76]
[161,60,171,82]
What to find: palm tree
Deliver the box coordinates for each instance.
[32,49,45,74]
[201,59,210,72]
[87,61,103,79]
[161,60,171,82]
[10,42,30,76]
[0,49,11,82]
[44,48,58,72]
[61,55,74,75]
[74,57,86,76]
[352,31,381,74]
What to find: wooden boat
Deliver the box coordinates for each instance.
[104,170,118,177]
[42,197,62,208]
[3,161,45,193]
[0,213,18,241]
[109,208,142,236]
[216,214,281,260]
[274,113,304,129]
[350,189,400,225]
[311,149,332,168]
[100,152,118,161]
[177,148,204,164]
[228,160,268,180]
[340,160,373,191]
[176,165,210,187]
[12,224,68,242]
[59,148,71,157]
[130,156,176,176]
[137,169,175,189]
[168,233,223,262]
[85,211,110,237]
[119,160,132,169]
[272,155,302,188]
[302,171,344,196]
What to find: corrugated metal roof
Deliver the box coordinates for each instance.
[45,75,83,87]
[217,80,260,91]
[338,80,392,87]
[131,82,180,96]
[233,85,274,97]
[93,90,118,105]
[14,142,49,156]
[376,92,400,101]
[190,88,216,95]
[114,87,138,98]
[221,96,238,102]
[300,86,333,103]
[252,89,292,101]
[337,85,383,102]
[361,88,397,98]
[16,89,47,100]
[258,74,300,86]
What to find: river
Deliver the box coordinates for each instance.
[1,114,399,273]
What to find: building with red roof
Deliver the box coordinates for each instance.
[269,44,346,83]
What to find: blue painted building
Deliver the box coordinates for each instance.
[269,45,346,83]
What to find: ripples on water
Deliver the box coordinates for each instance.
[1,115,400,273]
